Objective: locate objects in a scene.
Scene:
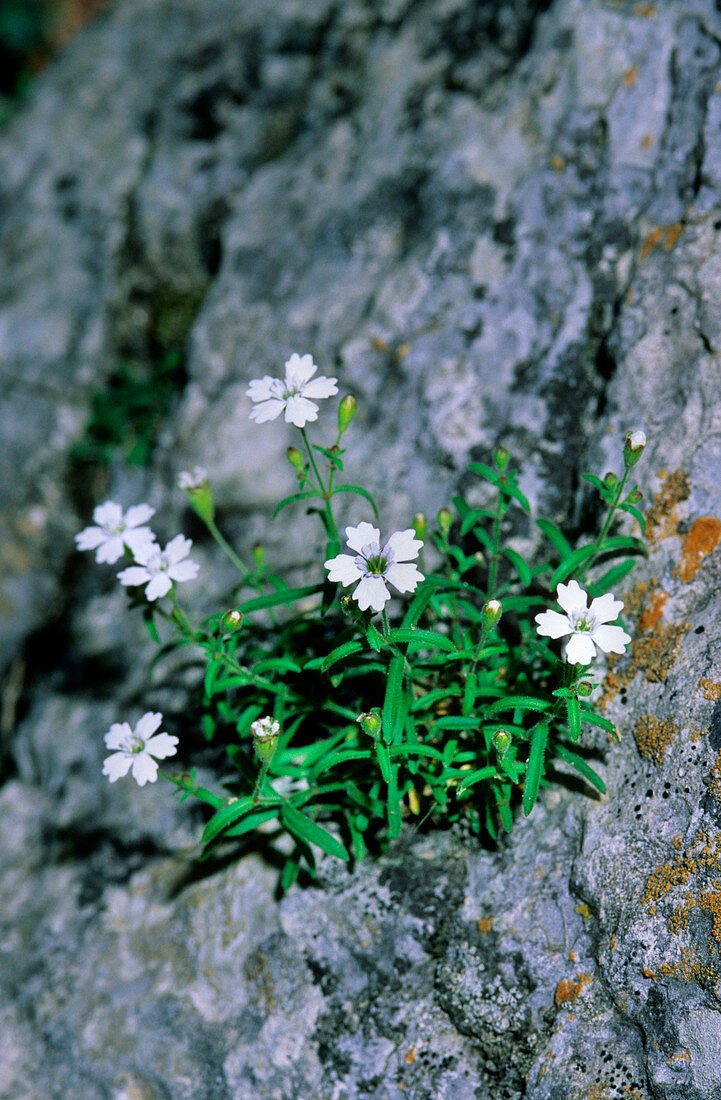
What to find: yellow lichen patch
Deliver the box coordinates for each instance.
[404,1047,417,1065]
[698,679,721,702]
[477,917,493,936]
[663,224,683,251]
[640,226,663,259]
[707,751,721,803]
[633,714,677,765]
[641,133,654,150]
[599,618,690,709]
[676,516,721,582]
[623,66,638,87]
[633,3,657,14]
[554,972,592,1005]
[646,469,691,544]
[550,154,564,172]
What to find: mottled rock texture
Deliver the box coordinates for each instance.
[3,0,721,1097]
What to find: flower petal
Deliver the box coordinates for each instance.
[164,534,192,563]
[124,528,156,555]
[564,633,596,664]
[591,624,631,654]
[125,504,155,528]
[324,553,363,585]
[75,526,106,551]
[589,592,624,623]
[353,574,390,612]
[135,712,162,740]
[535,609,572,639]
[301,376,338,399]
[104,722,134,750]
[556,580,588,615]
[102,752,133,782]
[384,562,424,594]
[247,376,278,401]
[145,574,173,600]
[284,394,318,427]
[93,501,123,529]
[131,754,159,786]
[168,559,200,584]
[345,523,380,554]
[284,353,317,387]
[145,733,179,760]
[95,536,125,564]
[117,565,152,588]
[249,398,285,423]
[384,529,423,562]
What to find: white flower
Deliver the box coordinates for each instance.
[325,521,424,613]
[75,501,156,564]
[178,466,208,490]
[117,534,199,600]
[250,716,280,742]
[102,712,178,786]
[535,579,631,664]
[626,430,646,450]
[247,353,338,428]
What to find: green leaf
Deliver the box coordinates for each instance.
[536,517,573,558]
[501,546,532,584]
[468,462,500,485]
[499,478,531,513]
[386,627,457,653]
[456,766,497,794]
[382,653,407,745]
[486,695,552,718]
[495,781,514,832]
[596,535,646,554]
[310,749,373,778]
[204,656,223,698]
[431,716,481,731]
[566,695,581,742]
[523,724,548,816]
[313,444,344,470]
[578,708,619,738]
[550,543,597,587]
[330,483,380,518]
[142,606,161,644]
[389,743,445,762]
[554,744,606,793]
[374,740,392,782]
[280,802,349,862]
[273,490,319,518]
[588,557,637,596]
[201,796,258,844]
[224,808,280,837]
[238,583,323,614]
[618,502,647,536]
[366,622,384,652]
[319,639,364,672]
[410,686,462,713]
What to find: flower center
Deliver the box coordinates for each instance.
[571,610,598,633]
[130,735,146,754]
[365,554,387,574]
[146,551,167,573]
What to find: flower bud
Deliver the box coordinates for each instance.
[178,467,214,523]
[287,445,304,470]
[251,716,280,764]
[437,507,452,535]
[357,711,382,740]
[493,446,510,472]
[624,430,646,468]
[482,599,502,632]
[493,729,511,755]
[338,394,357,435]
[252,542,266,568]
[576,681,595,697]
[222,608,243,632]
[603,472,618,489]
[627,489,643,503]
[413,512,428,541]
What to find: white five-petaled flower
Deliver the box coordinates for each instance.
[325,522,425,613]
[535,579,631,665]
[178,466,208,490]
[117,534,200,600]
[247,353,338,428]
[75,501,156,564]
[102,712,178,786]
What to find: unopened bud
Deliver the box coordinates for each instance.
[437,507,452,535]
[577,681,594,697]
[251,716,280,764]
[624,430,647,468]
[357,711,382,740]
[482,599,502,631]
[413,512,428,541]
[493,446,510,472]
[252,542,266,568]
[287,446,304,472]
[222,608,243,631]
[338,394,357,435]
[178,467,214,523]
[493,729,512,755]
[604,472,618,489]
[627,489,643,503]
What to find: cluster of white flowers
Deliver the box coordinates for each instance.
[76,501,199,601]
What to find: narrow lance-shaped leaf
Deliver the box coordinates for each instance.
[523,724,549,816]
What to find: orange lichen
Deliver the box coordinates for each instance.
[554,973,592,1005]
[641,133,654,150]
[371,336,388,352]
[707,750,721,803]
[550,154,564,172]
[623,66,638,87]
[645,469,691,544]
[599,617,690,709]
[404,1047,417,1065]
[477,917,494,936]
[663,224,683,251]
[637,589,668,632]
[633,3,657,14]
[698,679,721,702]
[640,226,663,259]
[677,516,721,582]
[633,714,677,765]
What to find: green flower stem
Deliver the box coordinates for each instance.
[252,759,272,803]
[169,591,198,641]
[300,427,340,545]
[486,488,506,600]
[205,516,249,576]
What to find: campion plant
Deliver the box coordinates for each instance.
[77,354,648,887]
